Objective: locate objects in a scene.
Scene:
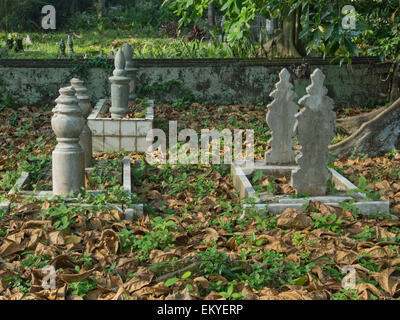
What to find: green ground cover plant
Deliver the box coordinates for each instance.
[1,101,400,300]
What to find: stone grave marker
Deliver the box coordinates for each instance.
[52,86,85,196]
[59,38,66,56]
[231,68,390,216]
[67,35,74,56]
[24,35,32,47]
[71,78,93,168]
[123,43,138,104]
[109,49,130,119]
[265,68,298,165]
[291,68,336,196]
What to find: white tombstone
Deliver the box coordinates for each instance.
[52,86,85,196]
[71,78,93,168]
[291,68,336,196]
[24,35,32,47]
[109,49,130,119]
[265,68,298,165]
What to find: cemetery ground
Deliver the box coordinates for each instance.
[1,101,400,300]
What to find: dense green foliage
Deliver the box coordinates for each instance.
[0,0,399,61]
[166,0,400,61]
[0,0,174,32]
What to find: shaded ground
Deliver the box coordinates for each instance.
[0,103,400,300]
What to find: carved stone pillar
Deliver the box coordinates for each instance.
[71,78,93,168]
[52,86,85,196]
[124,43,138,104]
[109,49,130,119]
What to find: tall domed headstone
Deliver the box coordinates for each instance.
[291,69,336,196]
[265,68,298,165]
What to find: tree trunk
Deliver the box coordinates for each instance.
[208,3,216,29]
[329,97,400,157]
[280,11,301,57]
[390,62,400,102]
[262,10,302,57]
[336,108,385,135]
[294,7,306,56]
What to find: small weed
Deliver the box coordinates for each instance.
[4,275,31,296]
[20,251,51,269]
[331,288,359,300]
[118,215,177,261]
[311,213,344,234]
[352,226,375,242]
[346,176,381,201]
[292,232,307,246]
[218,280,245,300]
[69,279,98,298]
[79,253,93,268]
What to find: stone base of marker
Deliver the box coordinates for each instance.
[88,99,154,152]
[231,160,392,217]
[6,157,143,220]
[52,147,85,196]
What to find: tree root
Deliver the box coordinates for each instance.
[329,97,400,157]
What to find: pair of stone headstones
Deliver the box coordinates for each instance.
[109,43,137,118]
[265,68,336,196]
[59,35,74,57]
[51,79,93,196]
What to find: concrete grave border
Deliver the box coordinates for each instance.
[88,99,154,153]
[4,156,143,221]
[231,160,390,216]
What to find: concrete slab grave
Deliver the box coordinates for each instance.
[88,43,154,153]
[232,68,391,217]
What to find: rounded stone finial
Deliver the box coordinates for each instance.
[70,77,83,87]
[52,86,85,140]
[124,43,134,67]
[124,43,133,58]
[113,50,126,76]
